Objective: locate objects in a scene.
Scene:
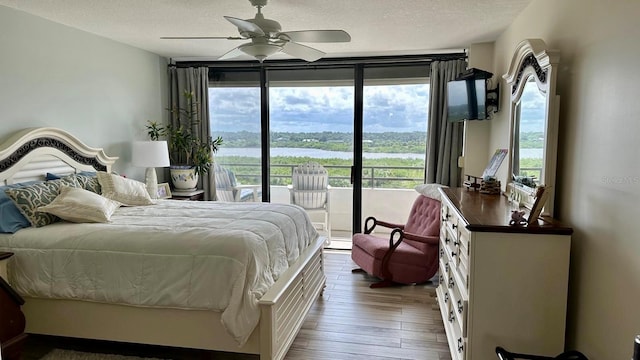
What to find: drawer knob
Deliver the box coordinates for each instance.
[452,224,458,229]
[448,277,455,289]
[457,299,464,313]
[440,249,444,258]
[453,241,460,246]
[457,338,464,352]
[444,293,449,302]
[448,310,455,322]
[445,237,451,244]
[451,251,457,258]
[439,275,444,283]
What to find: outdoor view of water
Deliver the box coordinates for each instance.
[217,147,543,159]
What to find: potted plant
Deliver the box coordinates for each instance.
[146,91,223,190]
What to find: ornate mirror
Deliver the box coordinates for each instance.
[503,39,560,217]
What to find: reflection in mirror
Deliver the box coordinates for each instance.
[513,76,546,189]
[503,39,560,217]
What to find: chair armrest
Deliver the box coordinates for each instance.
[235,184,260,189]
[375,220,405,230]
[363,217,405,234]
[402,232,439,246]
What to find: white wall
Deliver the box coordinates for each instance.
[487,0,640,358]
[463,42,495,178]
[0,5,168,181]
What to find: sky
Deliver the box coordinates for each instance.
[519,80,546,133]
[209,84,429,133]
[208,82,544,133]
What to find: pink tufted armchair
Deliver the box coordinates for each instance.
[351,195,441,288]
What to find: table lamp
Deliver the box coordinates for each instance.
[132,141,170,199]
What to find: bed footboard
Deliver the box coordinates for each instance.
[19,236,326,360]
[258,236,326,360]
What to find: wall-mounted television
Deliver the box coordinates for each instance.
[446,68,497,123]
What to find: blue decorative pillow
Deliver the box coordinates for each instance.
[45,172,62,180]
[0,181,38,233]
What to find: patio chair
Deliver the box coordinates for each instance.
[288,162,331,242]
[213,163,261,202]
[351,194,440,288]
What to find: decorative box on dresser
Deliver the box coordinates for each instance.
[436,188,573,360]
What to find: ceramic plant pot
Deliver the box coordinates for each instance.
[170,166,198,191]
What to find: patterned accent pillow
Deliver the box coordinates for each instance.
[96,171,154,206]
[75,174,102,194]
[4,176,79,227]
[38,186,121,223]
[46,171,102,194]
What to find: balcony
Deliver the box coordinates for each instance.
[221,163,424,249]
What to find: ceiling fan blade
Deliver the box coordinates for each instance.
[160,36,244,40]
[218,46,245,60]
[278,30,351,43]
[224,16,265,36]
[281,42,325,62]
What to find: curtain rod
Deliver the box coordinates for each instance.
[170,52,467,69]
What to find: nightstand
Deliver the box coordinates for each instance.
[171,189,205,201]
[0,252,27,360]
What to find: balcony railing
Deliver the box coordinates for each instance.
[219,163,425,189]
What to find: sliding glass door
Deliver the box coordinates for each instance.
[268,67,355,246]
[209,69,263,202]
[360,65,430,237]
[208,62,431,249]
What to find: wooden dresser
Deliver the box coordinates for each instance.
[436,188,573,360]
[0,252,27,360]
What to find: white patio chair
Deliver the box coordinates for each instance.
[288,162,331,243]
[213,163,260,202]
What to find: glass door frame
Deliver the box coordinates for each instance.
[204,53,464,233]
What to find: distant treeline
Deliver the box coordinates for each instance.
[519,131,544,148]
[218,131,427,153]
[216,131,544,152]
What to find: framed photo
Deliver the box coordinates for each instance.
[528,185,551,224]
[482,148,508,179]
[157,183,172,199]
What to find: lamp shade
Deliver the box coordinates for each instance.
[132,141,170,168]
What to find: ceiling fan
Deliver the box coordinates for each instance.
[161,0,351,63]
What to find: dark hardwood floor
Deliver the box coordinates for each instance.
[22,250,449,360]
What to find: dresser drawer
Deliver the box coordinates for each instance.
[446,303,467,360]
[449,282,468,337]
[441,202,458,232]
[456,230,470,290]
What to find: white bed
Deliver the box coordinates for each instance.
[0,127,326,360]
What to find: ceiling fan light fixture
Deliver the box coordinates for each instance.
[239,42,282,62]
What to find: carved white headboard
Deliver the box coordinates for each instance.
[0,128,118,185]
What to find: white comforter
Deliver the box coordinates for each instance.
[0,200,319,345]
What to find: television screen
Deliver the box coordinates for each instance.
[446,78,488,122]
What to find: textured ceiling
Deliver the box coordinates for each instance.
[0,0,532,61]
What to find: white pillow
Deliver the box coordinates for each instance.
[38,186,121,223]
[96,171,155,206]
[414,183,448,201]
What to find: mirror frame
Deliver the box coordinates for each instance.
[503,39,560,217]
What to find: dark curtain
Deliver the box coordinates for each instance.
[168,66,216,200]
[425,59,467,186]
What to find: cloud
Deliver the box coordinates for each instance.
[518,83,546,132]
[209,83,430,133]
